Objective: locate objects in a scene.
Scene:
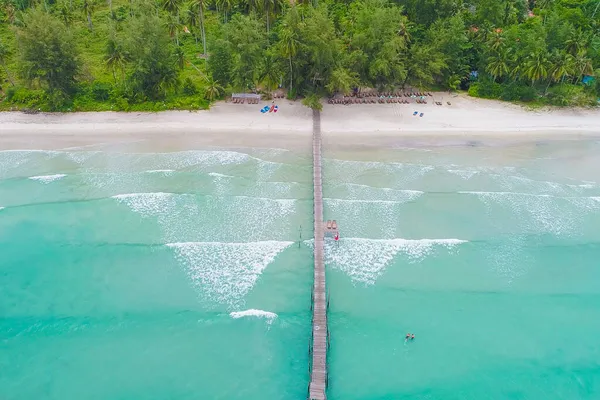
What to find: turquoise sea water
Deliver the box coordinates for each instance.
[2,139,600,399]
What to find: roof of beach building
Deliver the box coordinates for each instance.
[232,93,261,99]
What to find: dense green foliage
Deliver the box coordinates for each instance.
[0,0,599,111]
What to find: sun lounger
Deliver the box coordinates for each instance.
[326,220,332,230]
[332,220,337,230]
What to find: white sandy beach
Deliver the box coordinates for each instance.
[1,94,599,151]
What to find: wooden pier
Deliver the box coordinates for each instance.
[309,109,328,400]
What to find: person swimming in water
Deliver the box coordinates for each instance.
[405,333,411,340]
[411,334,415,340]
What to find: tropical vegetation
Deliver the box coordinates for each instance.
[0,0,599,111]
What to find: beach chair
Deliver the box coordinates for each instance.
[326,220,332,230]
[332,220,337,230]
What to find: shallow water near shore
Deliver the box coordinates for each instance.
[1,138,600,399]
[324,140,600,399]
[0,147,314,400]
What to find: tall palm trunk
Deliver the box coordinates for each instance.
[199,7,206,55]
[288,55,293,93]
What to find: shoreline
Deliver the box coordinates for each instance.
[1,94,600,151]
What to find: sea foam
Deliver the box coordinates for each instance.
[145,169,175,174]
[167,241,293,306]
[307,237,467,284]
[208,172,236,178]
[230,309,278,323]
[156,150,251,170]
[28,174,67,183]
[448,169,479,180]
[112,192,177,217]
[463,191,600,235]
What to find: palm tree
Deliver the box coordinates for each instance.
[396,18,411,44]
[545,50,574,93]
[259,53,280,95]
[81,0,96,31]
[57,0,74,26]
[524,52,549,85]
[0,41,15,86]
[162,0,180,14]
[188,0,207,55]
[181,2,199,44]
[242,0,259,13]
[204,76,223,101]
[262,0,283,34]
[573,51,593,83]
[279,26,300,93]
[536,0,553,9]
[326,67,358,95]
[549,50,574,84]
[565,30,588,57]
[105,37,127,83]
[159,69,180,98]
[487,30,504,52]
[486,48,511,81]
[215,0,233,22]
[164,13,181,45]
[175,45,185,70]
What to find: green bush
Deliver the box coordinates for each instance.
[473,78,502,99]
[467,82,480,97]
[470,79,536,102]
[500,83,536,102]
[5,87,47,108]
[287,87,297,100]
[182,78,198,96]
[89,81,112,101]
[546,84,595,107]
[47,90,70,110]
[114,96,130,111]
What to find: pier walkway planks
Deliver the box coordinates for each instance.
[309,109,327,400]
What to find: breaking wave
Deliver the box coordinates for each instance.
[448,169,479,180]
[325,159,434,184]
[230,309,278,323]
[112,192,178,217]
[208,172,236,178]
[462,191,600,235]
[307,237,467,284]
[28,174,67,183]
[145,169,175,174]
